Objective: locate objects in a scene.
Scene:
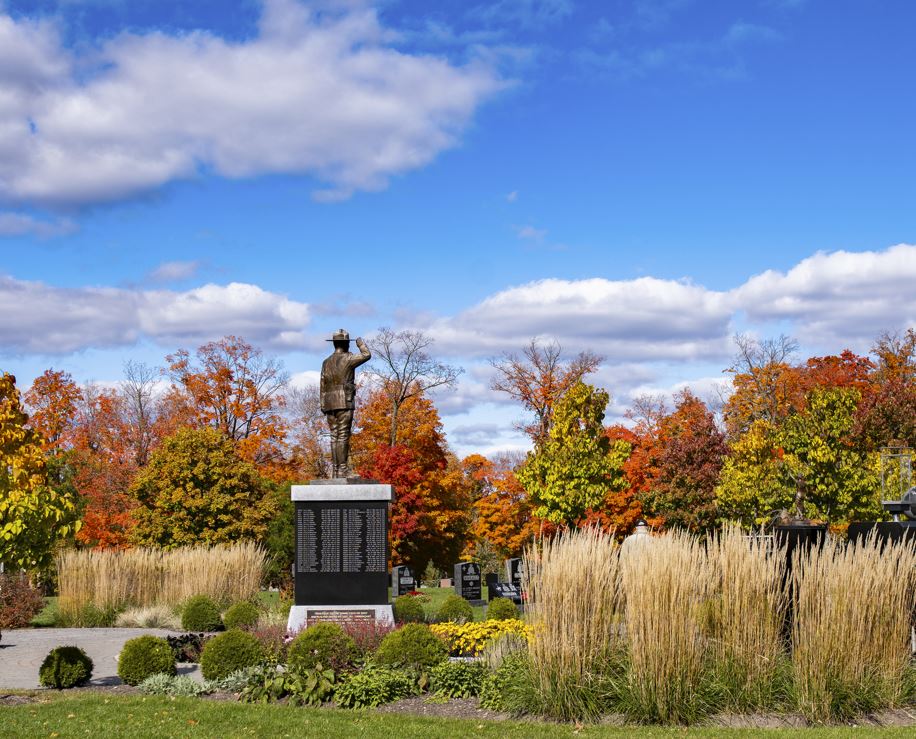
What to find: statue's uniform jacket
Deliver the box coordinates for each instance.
[320,343,371,412]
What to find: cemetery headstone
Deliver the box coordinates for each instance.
[505,557,524,588]
[288,480,394,631]
[453,561,484,605]
[392,565,416,596]
[488,581,523,605]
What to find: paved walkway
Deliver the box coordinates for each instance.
[0,629,201,689]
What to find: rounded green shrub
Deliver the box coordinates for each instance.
[39,646,93,689]
[287,622,360,673]
[436,594,473,623]
[392,594,425,624]
[199,629,266,681]
[223,601,260,630]
[373,623,448,671]
[118,635,176,686]
[181,595,223,632]
[486,597,519,621]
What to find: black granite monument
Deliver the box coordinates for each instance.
[453,561,483,604]
[392,565,416,596]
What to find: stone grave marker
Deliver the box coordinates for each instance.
[505,557,524,588]
[392,565,416,596]
[453,561,484,605]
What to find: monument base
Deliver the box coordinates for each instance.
[288,604,394,633]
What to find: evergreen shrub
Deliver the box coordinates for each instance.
[181,595,223,632]
[373,623,448,671]
[199,629,266,681]
[117,635,176,686]
[38,646,94,689]
[223,601,260,630]
[436,594,473,623]
[286,622,360,673]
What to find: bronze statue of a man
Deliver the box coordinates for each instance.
[320,329,371,478]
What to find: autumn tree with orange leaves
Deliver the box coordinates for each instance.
[166,336,289,476]
[24,369,82,455]
[490,338,601,445]
[353,386,471,575]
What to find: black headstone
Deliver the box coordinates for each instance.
[453,562,482,602]
[505,557,523,588]
[848,520,916,544]
[294,499,389,605]
[489,581,523,605]
[392,565,416,596]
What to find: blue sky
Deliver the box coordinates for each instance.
[1,0,915,456]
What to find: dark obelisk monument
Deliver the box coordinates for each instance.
[288,330,395,631]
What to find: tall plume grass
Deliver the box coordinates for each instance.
[706,526,789,710]
[792,532,916,722]
[619,531,715,724]
[523,526,622,720]
[57,542,266,625]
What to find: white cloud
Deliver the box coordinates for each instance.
[515,224,547,241]
[732,243,916,346]
[506,190,518,202]
[426,276,735,360]
[0,211,76,238]
[0,276,311,354]
[0,0,504,208]
[148,260,203,283]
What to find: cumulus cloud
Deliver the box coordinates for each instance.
[147,260,203,283]
[426,276,735,360]
[0,211,76,238]
[0,276,311,354]
[0,0,504,208]
[732,243,916,346]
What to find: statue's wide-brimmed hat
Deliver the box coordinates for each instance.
[326,329,351,342]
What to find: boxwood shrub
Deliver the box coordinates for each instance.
[117,635,176,686]
[286,622,360,673]
[181,595,223,632]
[436,594,473,623]
[222,601,260,631]
[486,597,519,621]
[39,646,94,689]
[373,623,448,671]
[199,629,266,681]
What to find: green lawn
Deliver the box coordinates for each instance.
[1,694,911,739]
[30,596,59,627]
[400,585,491,621]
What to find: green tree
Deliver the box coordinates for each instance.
[517,382,626,526]
[0,373,80,570]
[130,427,276,547]
[717,388,881,526]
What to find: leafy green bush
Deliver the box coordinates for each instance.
[392,594,425,624]
[223,601,260,630]
[181,595,223,632]
[38,646,93,689]
[287,623,360,673]
[138,673,208,697]
[479,652,534,713]
[373,623,448,671]
[436,594,473,623]
[430,659,487,698]
[240,663,336,706]
[199,629,266,681]
[335,665,418,708]
[486,597,518,621]
[117,635,176,686]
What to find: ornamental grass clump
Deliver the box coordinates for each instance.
[524,526,623,721]
[706,526,789,711]
[56,542,266,623]
[791,533,916,722]
[619,530,715,725]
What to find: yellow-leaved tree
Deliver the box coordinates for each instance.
[0,373,80,570]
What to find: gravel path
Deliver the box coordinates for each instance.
[0,629,200,689]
